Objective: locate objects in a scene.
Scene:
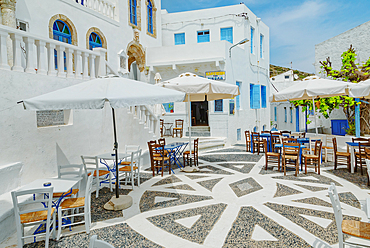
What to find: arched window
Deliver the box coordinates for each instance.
[130,0,137,25]
[147,0,153,34]
[89,32,102,50]
[53,20,72,70]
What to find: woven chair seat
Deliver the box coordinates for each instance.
[342,220,370,239]
[60,197,85,209]
[183,150,195,155]
[53,189,79,198]
[337,151,350,157]
[322,146,333,149]
[119,166,138,172]
[302,154,319,159]
[153,156,169,161]
[88,170,110,177]
[266,152,280,156]
[20,208,55,224]
[283,155,298,160]
[120,161,137,165]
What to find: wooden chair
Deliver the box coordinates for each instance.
[245,130,251,152]
[173,119,184,138]
[281,130,291,137]
[183,138,199,167]
[159,119,164,137]
[57,175,93,240]
[302,140,322,175]
[119,148,142,189]
[252,132,264,154]
[271,132,282,152]
[328,183,370,248]
[263,139,280,171]
[148,141,171,177]
[355,142,370,175]
[89,235,115,248]
[366,147,370,186]
[53,163,84,198]
[333,137,351,171]
[12,187,56,248]
[322,135,334,162]
[81,156,112,198]
[282,142,300,176]
[352,138,370,158]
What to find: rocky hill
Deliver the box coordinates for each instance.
[270,64,314,80]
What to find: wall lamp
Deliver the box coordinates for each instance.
[229,38,249,57]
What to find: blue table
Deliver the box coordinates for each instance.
[251,133,279,153]
[164,142,188,170]
[275,143,306,167]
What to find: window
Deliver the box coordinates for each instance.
[53,20,71,70]
[174,33,185,45]
[274,107,277,121]
[163,103,174,113]
[130,0,137,25]
[220,27,233,44]
[236,82,241,110]
[260,34,264,58]
[285,75,290,80]
[290,107,293,123]
[89,32,102,50]
[76,0,84,5]
[237,128,241,141]
[250,84,260,109]
[261,85,266,108]
[147,0,153,34]
[197,30,210,43]
[284,107,287,122]
[215,99,223,112]
[250,27,254,53]
[229,99,235,115]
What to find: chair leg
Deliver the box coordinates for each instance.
[57,207,62,241]
[131,169,134,190]
[283,158,286,176]
[318,159,320,175]
[95,177,99,198]
[278,155,281,172]
[85,207,90,234]
[295,160,299,176]
[265,156,268,170]
[109,172,112,192]
[305,158,307,174]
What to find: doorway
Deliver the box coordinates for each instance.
[191,100,208,126]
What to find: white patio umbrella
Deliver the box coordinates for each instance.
[158,72,239,169]
[271,76,350,134]
[19,76,186,204]
[349,79,370,98]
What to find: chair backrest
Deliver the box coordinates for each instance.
[194,138,199,153]
[281,130,291,136]
[328,183,344,245]
[261,131,271,134]
[158,138,166,146]
[245,130,250,142]
[299,132,306,138]
[332,137,338,153]
[282,137,297,143]
[314,140,323,156]
[175,119,183,128]
[85,175,94,209]
[130,148,142,166]
[251,132,259,142]
[81,156,99,176]
[12,187,54,227]
[359,142,370,160]
[125,145,140,154]
[57,164,84,179]
[352,137,369,143]
[282,142,300,156]
[263,139,268,152]
[89,235,115,248]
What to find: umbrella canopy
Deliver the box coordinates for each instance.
[158,72,240,101]
[349,79,370,98]
[22,77,185,110]
[21,76,186,200]
[271,76,350,102]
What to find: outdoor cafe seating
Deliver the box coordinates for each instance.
[148,141,171,177]
[302,140,322,175]
[173,119,184,138]
[183,138,199,167]
[118,147,142,190]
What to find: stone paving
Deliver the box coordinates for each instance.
[5,145,370,247]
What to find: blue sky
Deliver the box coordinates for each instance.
[161,0,370,73]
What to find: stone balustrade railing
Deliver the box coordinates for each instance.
[0,24,107,79]
[75,0,116,20]
[129,105,159,137]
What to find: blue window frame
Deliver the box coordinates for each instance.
[236,82,241,110]
[130,0,137,25]
[174,33,185,45]
[52,20,71,70]
[89,32,102,50]
[290,107,293,123]
[215,99,223,112]
[261,85,266,108]
[147,0,153,34]
[250,84,260,109]
[197,30,210,43]
[237,128,241,141]
[220,27,233,44]
[250,27,254,53]
[284,107,287,122]
[274,107,277,121]
[260,34,263,58]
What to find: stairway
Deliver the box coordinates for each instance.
[186,126,211,137]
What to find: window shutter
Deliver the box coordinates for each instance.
[253,84,260,109]
[236,82,240,110]
[261,85,266,108]
[250,84,253,109]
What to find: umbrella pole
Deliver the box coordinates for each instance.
[188,96,192,167]
[112,108,119,199]
[312,97,318,135]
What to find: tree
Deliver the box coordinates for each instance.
[291,45,370,135]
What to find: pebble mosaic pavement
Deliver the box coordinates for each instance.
[11,145,370,248]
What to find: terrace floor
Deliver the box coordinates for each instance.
[3,144,370,247]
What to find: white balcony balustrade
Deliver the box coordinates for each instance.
[0,24,108,79]
[75,0,116,20]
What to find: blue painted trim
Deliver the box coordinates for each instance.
[355,98,360,137]
[296,107,299,132]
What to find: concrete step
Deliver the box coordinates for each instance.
[186,126,211,137]
[198,137,226,152]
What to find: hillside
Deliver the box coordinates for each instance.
[270,64,314,80]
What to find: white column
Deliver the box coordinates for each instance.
[82,52,89,79]
[56,45,65,77]
[35,40,47,75]
[46,43,56,76]
[65,47,73,78]
[10,33,23,71]
[74,50,82,79]
[89,54,96,79]
[140,106,146,124]
[93,47,106,77]
[23,37,36,74]
[0,30,10,70]
[1,0,16,66]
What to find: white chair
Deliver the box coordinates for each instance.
[11,187,56,248]
[328,183,370,247]
[322,135,334,162]
[89,235,115,248]
[57,175,93,240]
[119,148,142,189]
[54,163,84,199]
[81,156,112,198]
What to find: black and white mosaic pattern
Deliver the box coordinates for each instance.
[229,177,263,197]
[273,183,303,198]
[166,184,195,191]
[197,177,223,192]
[152,175,182,186]
[293,197,333,208]
[217,162,254,174]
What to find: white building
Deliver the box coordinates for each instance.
[147,4,270,143]
[0,1,269,241]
